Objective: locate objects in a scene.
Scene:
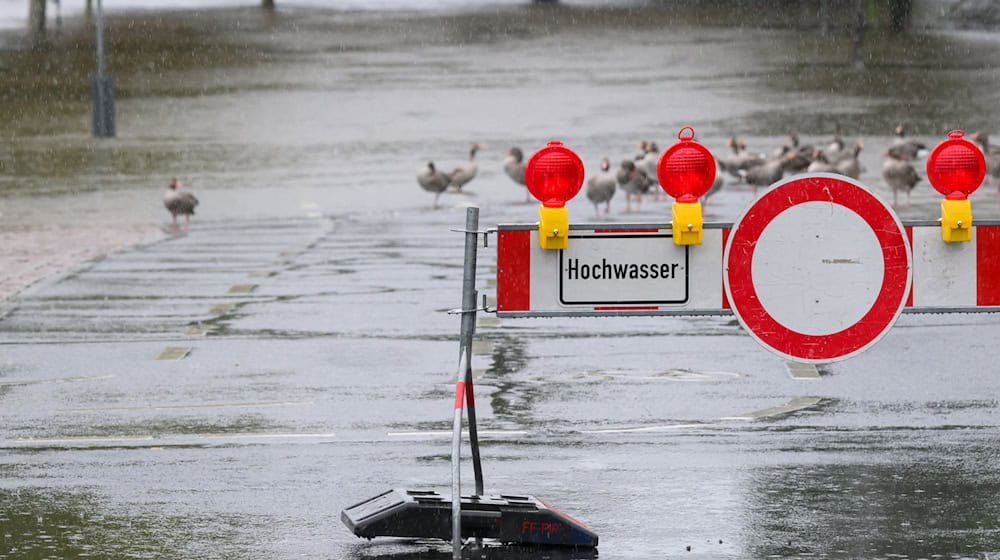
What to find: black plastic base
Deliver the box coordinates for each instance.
[342,488,598,547]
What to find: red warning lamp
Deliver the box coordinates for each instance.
[526,141,585,250]
[526,141,585,208]
[926,130,985,243]
[926,130,985,200]
[657,126,717,203]
[656,126,716,245]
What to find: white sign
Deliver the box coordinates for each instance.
[559,234,688,305]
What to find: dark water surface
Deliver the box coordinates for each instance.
[2,4,1000,560]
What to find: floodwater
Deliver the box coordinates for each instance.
[2,3,1000,559]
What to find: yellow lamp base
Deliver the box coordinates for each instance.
[538,205,569,250]
[671,201,703,246]
[941,198,972,243]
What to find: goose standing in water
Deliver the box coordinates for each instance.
[503,146,529,202]
[702,163,724,205]
[882,145,921,208]
[637,141,661,194]
[744,151,794,196]
[417,161,452,208]
[807,149,836,174]
[164,178,199,232]
[834,141,863,180]
[970,132,1000,190]
[890,125,927,160]
[617,159,652,213]
[586,157,616,219]
[449,143,484,192]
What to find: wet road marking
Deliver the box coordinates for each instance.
[786,362,821,379]
[8,432,338,448]
[156,346,191,360]
[184,324,218,336]
[477,316,501,328]
[0,374,113,387]
[581,423,703,434]
[198,432,337,440]
[387,430,528,438]
[301,202,322,218]
[227,284,257,295]
[724,397,823,420]
[471,340,494,355]
[61,400,311,413]
[209,303,236,315]
[11,436,156,445]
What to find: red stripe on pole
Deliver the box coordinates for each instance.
[721,228,731,309]
[464,379,475,408]
[905,226,914,307]
[977,225,1000,305]
[454,381,465,410]
[497,230,531,311]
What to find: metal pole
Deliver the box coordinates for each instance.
[451,206,483,559]
[95,0,105,76]
[91,0,115,137]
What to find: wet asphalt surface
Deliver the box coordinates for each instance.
[4,4,1000,559]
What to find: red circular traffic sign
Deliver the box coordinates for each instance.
[926,130,985,199]
[724,174,911,363]
[657,126,716,202]
[525,140,585,208]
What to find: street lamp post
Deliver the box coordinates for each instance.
[91,0,115,137]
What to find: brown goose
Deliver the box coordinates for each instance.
[617,159,652,213]
[586,157,616,218]
[834,141,863,179]
[744,151,794,196]
[449,143,483,192]
[702,163,724,205]
[970,132,1000,189]
[164,178,198,232]
[882,145,921,208]
[503,146,528,202]
[718,138,765,181]
[890,125,927,160]
[806,149,836,173]
[417,161,452,208]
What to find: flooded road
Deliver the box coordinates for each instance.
[3,3,1000,559]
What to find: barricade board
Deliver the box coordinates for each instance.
[496,221,1000,318]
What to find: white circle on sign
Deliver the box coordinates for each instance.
[752,201,884,336]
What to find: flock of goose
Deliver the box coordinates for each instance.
[417,127,1000,213]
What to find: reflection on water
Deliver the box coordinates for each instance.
[743,453,1000,558]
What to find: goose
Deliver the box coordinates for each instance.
[890,125,927,160]
[969,132,1000,190]
[503,146,528,201]
[882,145,921,208]
[825,136,847,164]
[702,164,724,205]
[773,133,813,173]
[586,158,616,218]
[718,137,745,180]
[719,138,765,181]
[637,141,663,199]
[744,151,794,196]
[417,161,452,208]
[449,143,483,192]
[164,178,199,232]
[617,159,652,213]
[834,141,864,180]
[806,149,836,173]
